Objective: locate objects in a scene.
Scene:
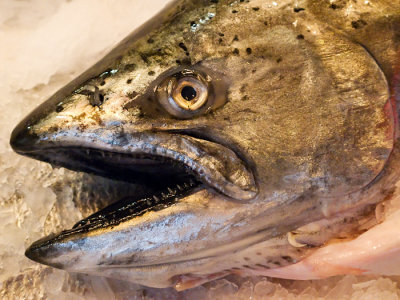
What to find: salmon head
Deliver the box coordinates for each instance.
[10,0,400,289]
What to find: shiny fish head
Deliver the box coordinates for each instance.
[10,0,399,289]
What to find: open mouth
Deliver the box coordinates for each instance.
[30,147,202,238]
[11,129,257,243]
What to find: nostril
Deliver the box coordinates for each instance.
[89,87,104,107]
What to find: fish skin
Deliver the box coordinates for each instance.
[9,0,400,289]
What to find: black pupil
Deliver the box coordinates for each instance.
[181,86,197,101]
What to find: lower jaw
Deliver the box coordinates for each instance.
[57,177,203,239]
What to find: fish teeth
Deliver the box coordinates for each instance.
[287,232,307,248]
[153,195,160,203]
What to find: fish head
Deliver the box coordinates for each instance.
[10,0,397,289]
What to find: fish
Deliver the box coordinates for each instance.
[9,0,400,290]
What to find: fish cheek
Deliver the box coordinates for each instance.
[198,27,392,199]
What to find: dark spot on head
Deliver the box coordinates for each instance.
[256,252,262,256]
[232,9,238,13]
[246,47,252,54]
[297,34,305,40]
[176,59,181,65]
[148,71,155,76]
[139,53,150,64]
[178,42,189,56]
[244,257,251,261]
[277,57,282,63]
[240,84,247,92]
[252,7,260,11]
[147,38,154,44]
[218,32,225,37]
[282,256,293,263]
[127,91,138,99]
[256,264,269,268]
[100,81,106,86]
[124,64,136,71]
[293,7,305,12]
[126,79,132,84]
[242,95,248,101]
[273,261,281,266]
[55,105,63,113]
[233,35,239,42]
[233,48,240,55]
[264,21,268,26]
[351,19,367,29]
[218,38,223,43]
[330,3,338,9]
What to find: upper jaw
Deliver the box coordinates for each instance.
[11,124,258,201]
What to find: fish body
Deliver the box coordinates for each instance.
[10,0,400,289]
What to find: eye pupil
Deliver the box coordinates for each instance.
[181,86,197,101]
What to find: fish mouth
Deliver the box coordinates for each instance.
[25,146,202,233]
[11,128,257,242]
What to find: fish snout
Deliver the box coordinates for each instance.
[10,121,40,154]
[25,234,69,269]
[10,83,71,154]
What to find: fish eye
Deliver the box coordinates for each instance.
[155,68,226,119]
[171,76,208,111]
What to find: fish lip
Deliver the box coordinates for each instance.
[17,145,197,186]
[25,181,204,264]
[11,127,258,201]
[25,219,276,273]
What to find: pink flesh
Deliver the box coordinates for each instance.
[245,210,400,280]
